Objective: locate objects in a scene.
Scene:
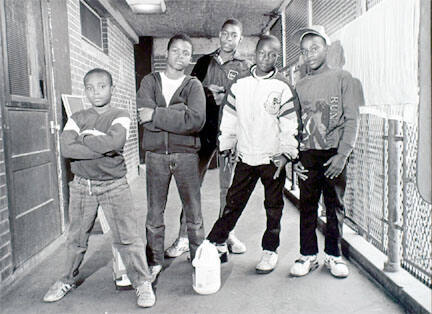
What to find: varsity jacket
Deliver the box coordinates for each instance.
[295,66,364,157]
[61,107,130,180]
[136,72,205,154]
[219,65,299,166]
[191,49,252,154]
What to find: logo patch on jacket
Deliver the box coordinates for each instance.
[264,91,282,115]
[227,70,239,80]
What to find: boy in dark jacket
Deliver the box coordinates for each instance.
[136,33,206,279]
[165,19,252,259]
[43,68,155,308]
[289,25,364,278]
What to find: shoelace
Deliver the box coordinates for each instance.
[136,282,152,297]
[262,251,274,262]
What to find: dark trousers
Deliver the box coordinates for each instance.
[207,161,286,252]
[299,149,346,257]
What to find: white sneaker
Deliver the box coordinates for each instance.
[165,237,189,258]
[43,280,75,302]
[324,254,349,278]
[290,255,319,277]
[256,250,278,274]
[136,281,156,308]
[227,232,246,254]
[150,265,162,282]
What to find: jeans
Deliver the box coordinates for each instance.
[298,149,346,257]
[62,176,152,287]
[207,161,286,252]
[177,149,234,238]
[145,151,205,265]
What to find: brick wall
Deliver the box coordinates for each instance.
[67,0,140,180]
[0,112,12,283]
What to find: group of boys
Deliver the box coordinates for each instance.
[43,18,363,309]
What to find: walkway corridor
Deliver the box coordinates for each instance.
[1,169,405,313]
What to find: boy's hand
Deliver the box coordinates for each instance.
[272,154,288,179]
[80,129,106,136]
[208,84,225,106]
[323,154,347,179]
[293,161,309,181]
[220,149,236,172]
[138,107,154,123]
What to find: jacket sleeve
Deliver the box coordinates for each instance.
[81,113,130,154]
[60,118,103,160]
[278,86,299,159]
[152,79,206,135]
[218,84,238,151]
[337,74,363,157]
[136,75,158,110]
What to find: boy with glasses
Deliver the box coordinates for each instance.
[290,25,364,278]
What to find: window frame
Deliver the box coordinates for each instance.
[79,0,104,51]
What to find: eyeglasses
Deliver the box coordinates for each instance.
[300,46,322,57]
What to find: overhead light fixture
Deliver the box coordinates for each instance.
[125,0,166,14]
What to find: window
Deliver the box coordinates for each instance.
[80,0,103,49]
[5,0,46,98]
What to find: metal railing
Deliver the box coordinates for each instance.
[288,113,432,287]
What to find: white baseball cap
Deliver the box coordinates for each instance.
[291,25,331,46]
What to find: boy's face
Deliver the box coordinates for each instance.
[300,35,327,71]
[84,73,113,107]
[219,24,242,54]
[255,39,279,74]
[166,39,192,71]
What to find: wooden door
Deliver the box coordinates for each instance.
[1,0,61,268]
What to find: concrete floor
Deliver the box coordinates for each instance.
[1,169,406,314]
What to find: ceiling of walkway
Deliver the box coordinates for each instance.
[109,0,283,37]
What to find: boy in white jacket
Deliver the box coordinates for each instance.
[207,35,298,274]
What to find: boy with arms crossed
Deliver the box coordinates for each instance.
[137,33,206,279]
[165,19,252,258]
[43,68,155,308]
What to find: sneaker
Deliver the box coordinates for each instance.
[150,264,163,282]
[43,280,75,302]
[136,281,156,308]
[290,255,319,277]
[165,237,189,258]
[227,232,246,254]
[324,254,349,278]
[256,250,278,274]
[215,243,229,263]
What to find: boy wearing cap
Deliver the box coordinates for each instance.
[289,25,364,278]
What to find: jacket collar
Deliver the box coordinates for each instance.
[211,48,245,64]
[250,64,277,80]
